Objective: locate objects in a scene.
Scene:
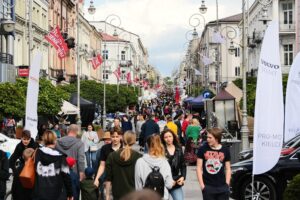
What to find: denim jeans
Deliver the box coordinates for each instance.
[85,150,96,168]
[169,186,184,200]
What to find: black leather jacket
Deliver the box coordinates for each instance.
[165,146,187,180]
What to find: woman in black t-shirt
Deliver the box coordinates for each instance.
[196,128,231,200]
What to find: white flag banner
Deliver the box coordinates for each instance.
[253,21,284,175]
[284,52,300,142]
[25,53,42,139]
[194,68,202,76]
[212,31,226,44]
[202,55,213,66]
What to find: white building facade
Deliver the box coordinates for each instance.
[198,14,242,91]
[247,0,297,75]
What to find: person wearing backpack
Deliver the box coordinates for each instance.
[135,134,175,200]
[161,129,186,200]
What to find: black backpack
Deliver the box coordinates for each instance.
[144,166,165,197]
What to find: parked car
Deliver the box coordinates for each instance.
[230,147,300,200]
[239,134,300,161]
[0,133,20,157]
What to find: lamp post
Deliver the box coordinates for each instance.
[88,2,122,130]
[199,0,220,93]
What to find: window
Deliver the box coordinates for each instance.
[283,3,293,24]
[102,50,108,59]
[235,67,240,76]
[102,70,109,80]
[121,51,126,60]
[235,47,240,57]
[283,44,293,65]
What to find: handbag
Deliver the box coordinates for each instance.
[19,150,37,189]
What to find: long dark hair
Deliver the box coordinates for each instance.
[160,129,180,147]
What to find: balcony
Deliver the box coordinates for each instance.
[0,53,13,65]
[280,23,295,33]
[120,60,132,67]
[49,68,66,82]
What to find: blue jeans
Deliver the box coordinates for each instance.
[85,150,96,168]
[169,186,184,200]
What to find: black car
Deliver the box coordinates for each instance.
[230,148,300,200]
[238,134,300,161]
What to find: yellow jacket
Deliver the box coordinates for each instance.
[166,122,178,136]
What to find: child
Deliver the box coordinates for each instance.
[66,156,80,200]
[11,148,34,200]
[80,167,98,200]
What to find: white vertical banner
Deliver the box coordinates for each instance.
[284,52,300,142]
[253,21,284,175]
[25,53,42,139]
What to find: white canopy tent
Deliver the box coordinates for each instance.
[59,100,79,115]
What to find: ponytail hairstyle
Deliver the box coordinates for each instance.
[147,134,165,157]
[120,131,136,161]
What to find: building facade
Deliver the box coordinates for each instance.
[248,0,297,75]
[197,14,242,92]
[14,0,49,79]
[90,21,149,86]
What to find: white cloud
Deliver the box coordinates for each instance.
[84,0,242,76]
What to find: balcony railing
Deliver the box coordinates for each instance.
[49,68,65,82]
[0,53,13,65]
[280,23,295,32]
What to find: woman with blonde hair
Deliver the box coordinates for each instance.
[186,118,202,143]
[33,130,73,200]
[105,131,142,200]
[135,134,174,200]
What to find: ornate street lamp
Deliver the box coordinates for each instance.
[199,0,207,14]
[88,0,96,15]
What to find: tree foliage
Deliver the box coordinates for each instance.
[233,75,288,116]
[283,173,300,200]
[59,80,138,113]
[0,78,69,120]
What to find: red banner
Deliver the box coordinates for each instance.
[91,54,103,70]
[45,26,68,59]
[113,66,121,80]
[18,68,29,77]
[126,72,131,84]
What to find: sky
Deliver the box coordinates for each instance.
[84,0,249,77]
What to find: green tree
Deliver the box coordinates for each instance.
[59,80,138,113]
[283,173,300,200]
[233,75,288,116]
[0,78,69,120]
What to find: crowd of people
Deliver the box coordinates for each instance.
[0,95,231,200]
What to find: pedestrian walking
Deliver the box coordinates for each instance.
[135,134,174,200]
[11,148,35,200]
[165,115,178,136]
[121,115,133,133]
[105,131,142,200]
[0,149,9,200]
[80,167,98,200]
[196,128,231,200]
[94,131,112,200]
[186,118,202,143]
[161,129,186,200]
[139,114,160,151]
[52,124,61,138]
[81,124,99,168]
[56,124,85,200]
[93,128,123,188]
[33,130,73,200]
[135,114,145,139]
[9,130,39,176]
[174,111,185,146]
